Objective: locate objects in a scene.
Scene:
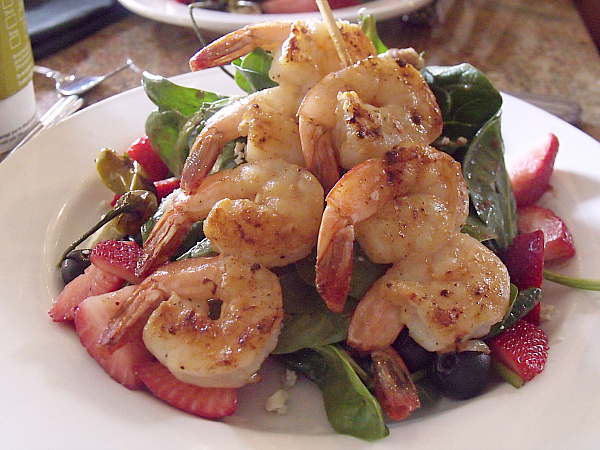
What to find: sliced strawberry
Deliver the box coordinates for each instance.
[49,264,124,322]
[90,240,143,285]
[371,347,420,420]
[154,177,180,201]
[136,361,238,419]
[499,230,545,291]
[487,320,549,387]
[74,286,155,390]
[523,302,542,326]
[517,205,576,261]
[508,133,559,206]
[127,135,170,182]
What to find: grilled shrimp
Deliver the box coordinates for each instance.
[189,19,376,94]
[181,85,305,193]
[99,255,283,388]
[182,19,376,192]
[347,233,511,353]
[298,55,443,191]
[138,159,324,277]
[316,146,469,313]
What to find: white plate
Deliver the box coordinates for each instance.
[117,0,434,32]
[1,69,600,449]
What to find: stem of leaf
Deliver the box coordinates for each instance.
[543,269,600,291]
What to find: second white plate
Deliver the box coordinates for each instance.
[117,0,434,32]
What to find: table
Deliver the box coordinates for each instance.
[32,0,600,142]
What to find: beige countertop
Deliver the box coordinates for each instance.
[33,0,600,142]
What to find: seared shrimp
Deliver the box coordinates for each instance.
[138,159,324,277]
[347,233,511,353]
[100,255,283,388]
[181,85,304,193]
[190,19,376,93]
[316,146,469,313]
[298,56,443,191]
[183,19,376,192]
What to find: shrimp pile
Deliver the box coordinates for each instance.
[315,147,511,352]
[57,16,512,413]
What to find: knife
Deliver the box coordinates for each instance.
[13,95,84,151]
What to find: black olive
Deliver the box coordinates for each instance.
[431,351,492,400]
[392,328,436,373]
[60,249,92,284]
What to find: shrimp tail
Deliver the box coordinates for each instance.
[299,117,341,192]
[189,21,292,71]
[99,281,168,352]
[180,129,224,193]
[136,206,194,278]
[346,283,406,352]
[315,213,355,313]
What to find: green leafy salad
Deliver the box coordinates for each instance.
[59,18,570,442]
[142,41,522,442]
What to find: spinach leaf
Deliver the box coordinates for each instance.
[177,237,216,260]
[360,14,388,54]
[232,48,278,94]
[143,72,226,115]
[273,269,352,354]
[145,109,187,176]
[486,286,543,338]
[278,346,389,441]
[422,64,503,142]
[142,73,230,177]
[462,112,517,249]
[461,214,498,243]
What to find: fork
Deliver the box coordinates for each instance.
[33,59,135,96]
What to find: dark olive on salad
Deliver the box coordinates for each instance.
[60,249,92,284]
[431,351,493,400]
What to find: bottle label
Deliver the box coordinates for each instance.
[1,0,34,100]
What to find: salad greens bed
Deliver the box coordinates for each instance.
[71,19,552,441]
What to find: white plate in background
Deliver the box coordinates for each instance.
[117,0,434,32]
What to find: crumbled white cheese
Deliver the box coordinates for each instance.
[540,303,556,323]
[234,141,246,165]
[265,369,297,415]
[265,389,290,415]
[283,369,297,388]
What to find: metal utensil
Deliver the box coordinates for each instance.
[12,95,84,152]
[34,59,134,96]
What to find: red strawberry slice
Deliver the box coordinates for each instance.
[126,135,170,182]
[508,133,559,206]
[154,177,180,201]
[90,240,143,285]
[49,264,124,322]
[499,230,545,291]
[517,205,576,261]
[523,302,542,326]
[136,361,238,419]
[487,320,549,387]
[74,286,155,390]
